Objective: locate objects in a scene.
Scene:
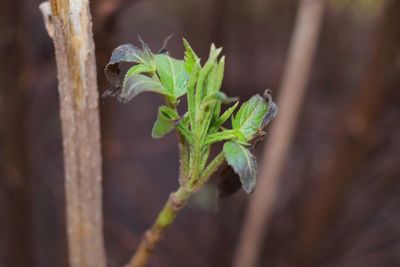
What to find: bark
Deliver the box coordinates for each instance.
[39,1,106,267]
[233,1,326,267]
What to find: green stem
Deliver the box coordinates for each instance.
[188,136,202,180]
[195,152,225,190]
[125,104,227,267]
[125,151,226,267]
[124,186,192,267]
[178,133,189,183]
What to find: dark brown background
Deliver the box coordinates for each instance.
[0,0,399,266]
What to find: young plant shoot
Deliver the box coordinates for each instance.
[104,37,277,267]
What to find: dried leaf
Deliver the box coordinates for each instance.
[104,42,155,98]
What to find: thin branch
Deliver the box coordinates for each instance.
[124,150,226,267]
[124,186,192,267]
[39,1,106,267]
[233,1,326,266]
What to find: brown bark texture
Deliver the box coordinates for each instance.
[39,1,106,267]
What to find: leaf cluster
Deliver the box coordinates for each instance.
[104,37,277,193]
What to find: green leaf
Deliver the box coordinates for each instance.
[126,64,155,77]
[198,106,215,144]
[176,122,192,144]
[232,95,268,140]
[206,56,225,95]
[152,106,179,138]
[195,44,222,114]
[183,40,201,130]
[223,141,257,193]
[175,112,193,143]
[209,101,238,134]
[215,102,239,128]
[183,38,201,73]
[119,74,168,102]
[205,129,243,145]
[155,54,188,99]
[203,92,238,106]
[204,81,235,133]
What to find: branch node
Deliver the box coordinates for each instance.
[169,192,186,212]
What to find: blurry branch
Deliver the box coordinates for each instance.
[292,0,400,265]
[233,1,326,267]
[39,1,106,267]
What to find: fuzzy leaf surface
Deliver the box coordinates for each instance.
[183,39,201,73]
[126,64,155,77]
[119,74,167,102]
[183,39,201,129]
[206,57,225,95]
[152,106,179,138]
[232,95,268,140]
[204,92,238,106]
[155,54,188,99]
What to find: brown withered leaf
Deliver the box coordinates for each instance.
[103,36,173,100]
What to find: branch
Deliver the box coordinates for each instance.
[124,151,226,267]
[124,186,192,267]
[233,0,326,266]
[39,1,106,267]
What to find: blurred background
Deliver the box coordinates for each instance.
[0,0,399,266]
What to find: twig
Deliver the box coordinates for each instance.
[124,186,192,267]
[124,151,226,267]
[233,1,326,266]
[39,1,106,267]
